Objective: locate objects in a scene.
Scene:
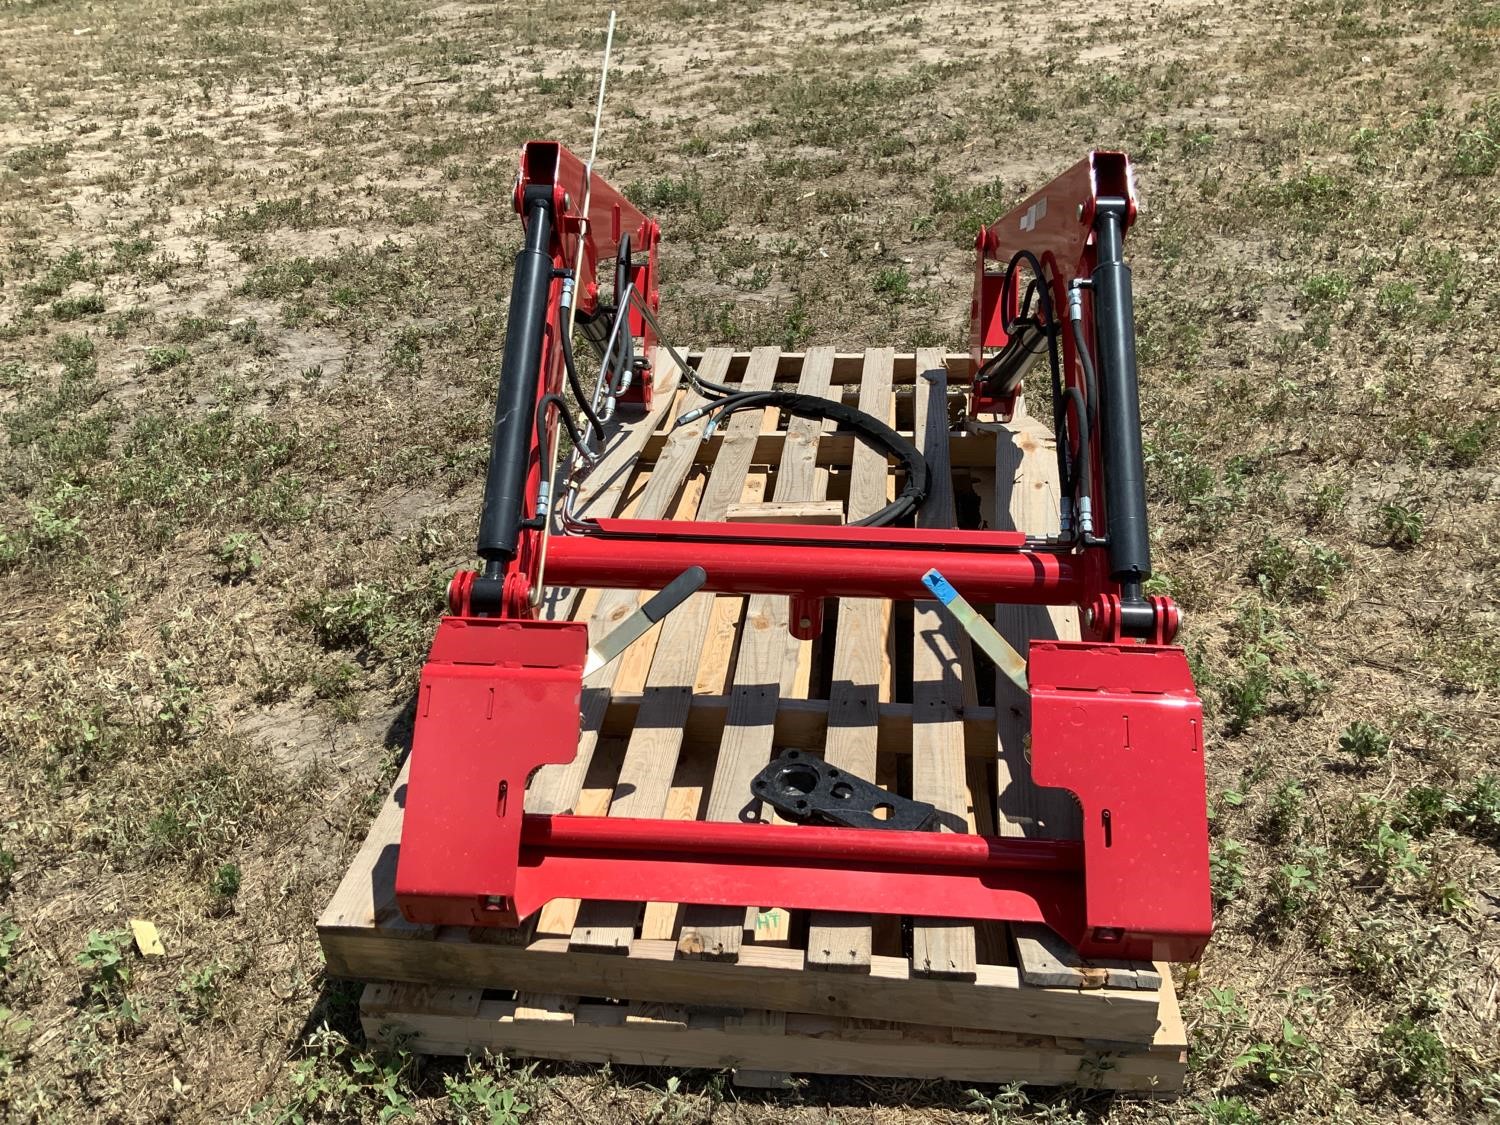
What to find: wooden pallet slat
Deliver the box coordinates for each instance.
[909,347,978,982]
[805,347,894,974]
[361,981,1187,1092]
[677,346,837,963]
[569,347,778,954]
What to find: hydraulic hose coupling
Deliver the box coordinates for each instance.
[1068,279,1088,323]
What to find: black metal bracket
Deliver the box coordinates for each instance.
[750,750,937,832]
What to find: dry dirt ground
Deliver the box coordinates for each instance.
[1,0,1498,1121]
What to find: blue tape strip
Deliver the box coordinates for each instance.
[921,567,958,606]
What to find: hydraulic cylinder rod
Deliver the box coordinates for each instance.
[476,188,555,576]
[1091,197,1153,594]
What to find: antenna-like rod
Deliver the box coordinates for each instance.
[567,9,616,340]
[535,10,617,611]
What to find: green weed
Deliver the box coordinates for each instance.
[1340,720,1391,763]
[1377,502,1425,548]
[1377,1017,1449,1094]
[51,294,105,320]
[1211,838,1249,905]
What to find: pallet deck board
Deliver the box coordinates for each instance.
[319,349,1183,1085]
[805,347,894,974]
[568,347,776,955]
[679,345,835,963]
[908,348,978,982]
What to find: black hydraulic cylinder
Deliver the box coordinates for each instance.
[477,190,555,578]
[1090,199,1152,593]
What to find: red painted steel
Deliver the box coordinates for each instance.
[968,151,1135,449]
[395,624,1212,961]
[546,521,1080,605]
[395,616,589,927]
[521,815,1084,870]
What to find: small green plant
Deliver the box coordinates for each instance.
[51,293,105,320]
[212,862,242,899]
[1247,536,1347,601]
[1267,849,1324,925]
[1362,821,1426,885]
[872,266,910,299]
[444,1059,532,1124]
[1377,502,1425,548]
[279,1024,417,1121]
[1397,785,1452,837]
[1375,280,1419,320]
[144,344,190,373]
[77,930,139,1027]
[964,1084,1023,1123]
[1233,1017,1323,1086]
[0,1005,34,1077]
[0,916,20,975]
[1201,1097,1262,1124]
[1299,272,1350,307]
[215,532,263,582]
[1222,652,1273,734]
[1339,720,1391,763]
[1456,775,1500,842]
[1262,779,1304,842]
[179,961,224,1021]
[1377,1017,1448,1094]
[1210,839,1248,905]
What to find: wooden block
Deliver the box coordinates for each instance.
[512,994,578,1023]
[732,1069,797,1090]
[360,982,483,1019]
[1012,923,1107,989]
[724,499,844,524]
[751,908,792,944]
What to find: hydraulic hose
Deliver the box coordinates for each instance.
[677,390,928,527]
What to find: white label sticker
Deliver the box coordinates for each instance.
[1018,197,1048,232]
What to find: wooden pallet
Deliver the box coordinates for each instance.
[360,982,1186,1093]
[319,348,1187,1090]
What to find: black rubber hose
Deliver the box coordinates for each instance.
[1070,313,1100,437]
[692,390,928,527]
[613,235,634,393]
[1062,384,1091,504]
[559,316,605,440]
[535,391,586,518]
[997,250,1071,497]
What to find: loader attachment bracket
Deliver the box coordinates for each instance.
[395,616,588,927]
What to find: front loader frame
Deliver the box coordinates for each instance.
[394,146,1213,964]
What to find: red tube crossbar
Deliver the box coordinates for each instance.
[546,520,1080,604]
[522,815,1084,871]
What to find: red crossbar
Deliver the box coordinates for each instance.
[546,519,1081,604]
